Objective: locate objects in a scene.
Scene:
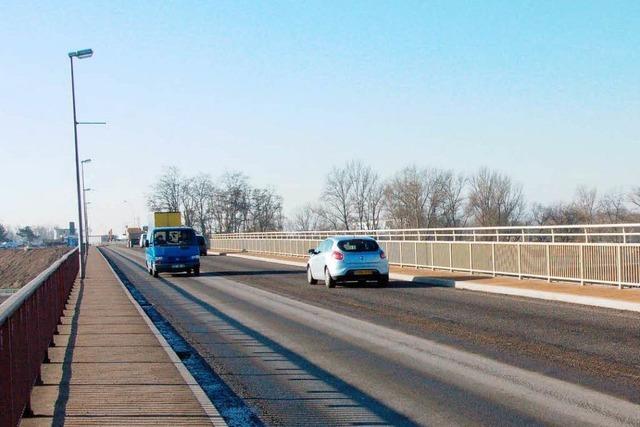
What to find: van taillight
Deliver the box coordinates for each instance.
[380,251,386,259]
[332,251,344,260]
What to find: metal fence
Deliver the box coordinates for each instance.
[0,248,79,427]
[211,224,640,288]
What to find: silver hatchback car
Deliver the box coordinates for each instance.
[306,236,389,288]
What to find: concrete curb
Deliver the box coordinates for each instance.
[213,251,640,313]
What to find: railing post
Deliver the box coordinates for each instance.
[491,243,496,277]
[546,244,551,282]
[617,245,623,289]
[399,240,403,268]
[449,242,453,272]
[579,244,584,286]
[414,241,418,267]
[517,244,522,279]
[551,229,555,243]
[430,242,435,270]
[469,243,473,275]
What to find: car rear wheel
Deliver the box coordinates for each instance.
[377,275,389,287]
[307,266,317,285]
[324,268,336,289]
[194,267,200,276]
[152,264,159,278]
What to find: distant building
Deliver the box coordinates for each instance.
[54,222,78,240]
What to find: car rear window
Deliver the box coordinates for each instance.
[337,239,379,252]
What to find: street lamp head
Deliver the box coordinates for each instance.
[81,158,92,164]
[69,49,94,59]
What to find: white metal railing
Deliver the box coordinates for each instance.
[210,224,640,288]
[212,223,640,243]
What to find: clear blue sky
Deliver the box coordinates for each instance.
[1,1,638,234]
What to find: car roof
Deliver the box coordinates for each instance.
[329,235,377,241]
[151,226,194,231]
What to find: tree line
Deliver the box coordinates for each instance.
[146,164,640,234]
[290,161,640,230]
[146,167,284,234]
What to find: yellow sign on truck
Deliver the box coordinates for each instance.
[152,211,182,227]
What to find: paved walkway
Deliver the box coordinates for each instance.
[21,248,222,426]
[215,251,640,310]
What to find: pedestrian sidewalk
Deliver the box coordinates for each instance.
[21,247,224,426]
[212,250,640,313]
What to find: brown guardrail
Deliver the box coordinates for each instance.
[0,248,79,427]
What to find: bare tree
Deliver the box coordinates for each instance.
[466,167,525,226]
[573,186,598,223]
[321,165,353,230]
[0,224,9,242]
[180,177,197,227]
[210,172,251,233]
[440,172,467,227]
[530,202,582,226]
[384,166,445,228]
[147,166,183,212]
[190,174,215,235]
[290,203,325,231]
[629,187,640,211]
[598,190,630,223]
[348,161,385,229]
[249,187,284,232]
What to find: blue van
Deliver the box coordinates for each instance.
[145,226,200,277]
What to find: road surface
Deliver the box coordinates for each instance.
[100,246,640,426]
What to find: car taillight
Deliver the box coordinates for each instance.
[332,251,344,260]
[380,251,386,259]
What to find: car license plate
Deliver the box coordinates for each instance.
[354,270,373,276]
[171,264,186,269]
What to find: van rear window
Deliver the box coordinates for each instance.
[337,239,379,252]
[154,229,195,246]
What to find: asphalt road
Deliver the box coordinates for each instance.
[100,246,640,426]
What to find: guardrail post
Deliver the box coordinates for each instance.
[491,243,496,277]
[617,245,623,289]
[414,242,418,267]
[469,243,473,274]
[546,244,551,282]
[579,244,584,285]
[430,242,435,270]
[449,243,453,272]
[517,244,522,279]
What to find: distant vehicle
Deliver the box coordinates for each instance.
[145,226,200,277]
[126,227,143,248]
[139,233,147,248]
[306,236,389,288]
[196,235,207,256]
[0,241,19,249]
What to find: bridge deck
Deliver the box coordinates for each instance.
[20,248,221,426]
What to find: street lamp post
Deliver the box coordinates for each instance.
[81,159,92,254]
[82,188,91,252]
[69,48,93,279]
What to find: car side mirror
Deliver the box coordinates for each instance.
[308,248,316,255]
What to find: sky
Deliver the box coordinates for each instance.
[1,0,639,235]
